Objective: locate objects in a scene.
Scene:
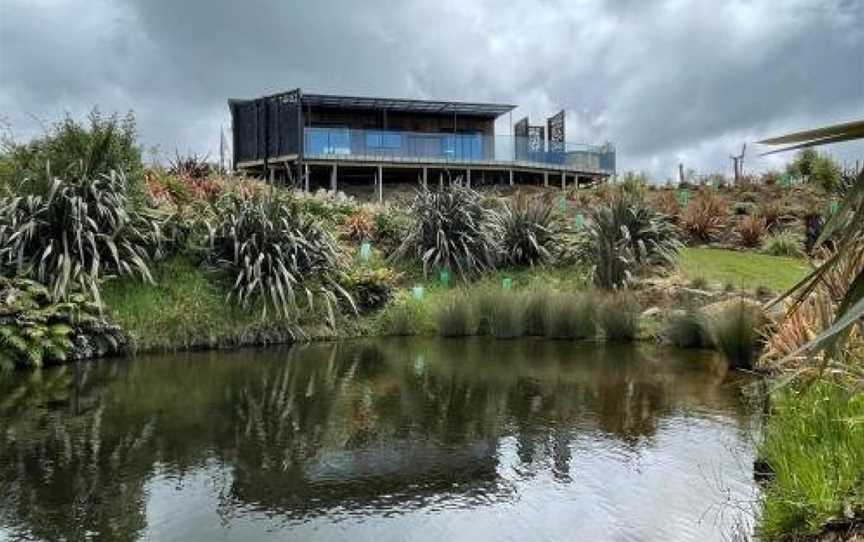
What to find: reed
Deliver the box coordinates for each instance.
[599,293,640,341]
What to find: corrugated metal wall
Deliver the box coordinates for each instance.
[230,89,302,165]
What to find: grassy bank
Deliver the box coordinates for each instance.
[678,247,810,292]
[758,380,864,540]
[102,257,303,352]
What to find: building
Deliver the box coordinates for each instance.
[229,88,615,200]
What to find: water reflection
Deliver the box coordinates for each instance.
[0,339,757,541]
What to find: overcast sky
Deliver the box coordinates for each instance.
[1,0,862,179]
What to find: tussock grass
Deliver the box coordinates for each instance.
[706,300,764,369]
[543,292,596,340]
[487,291,525,339]
[663,309,712,348]
[599,293,640,342]
[758,381,864,540]
[435,293,476,337]
[523,288,552,336]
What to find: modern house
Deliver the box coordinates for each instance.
[229,88,615,200]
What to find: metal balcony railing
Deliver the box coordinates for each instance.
[303,127,615,173]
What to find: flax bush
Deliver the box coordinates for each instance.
[206,190,353,325]
[0,171,162,305]
[392,184,499,279]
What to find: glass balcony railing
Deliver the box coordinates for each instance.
[303,127,615,173]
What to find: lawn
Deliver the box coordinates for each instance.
[677,247,811,293]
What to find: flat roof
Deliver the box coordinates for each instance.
[302,92,516,117]
[229,90,517,118]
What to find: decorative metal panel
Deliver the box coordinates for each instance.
[528,125,545,153]
[547,110,565,152]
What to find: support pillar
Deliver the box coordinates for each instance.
[377,165,383,203]
[304,163,310,193]
[330,164,338,192]
[561,172,566,190]
[467,169,472,188]
[543,171,549,187]
[509,169,514,186]
[422,167,428,189]
[439,172,444,191]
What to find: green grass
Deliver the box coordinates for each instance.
[758,381,864,540]
[678,247,810,292]
[102,256,295,352]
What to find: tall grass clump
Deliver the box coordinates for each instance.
[599,293,640,341]
[207,190,353,325]
[392,183,499,279]
[486,291,525,339]
[663,308,712,348]
[495,193,559,266]
[544,292,596,340]
[0,171,162,305]
[383,300,426,336]
[435,293,476,337]
[706,300,764,368]
[580,194,682,289]
[762,231,806,258]
[523,288,552,336]
[758,381,864,540]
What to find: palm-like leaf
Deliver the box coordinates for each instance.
[761,119,864,363]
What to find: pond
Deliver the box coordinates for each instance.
[0,339,760,541]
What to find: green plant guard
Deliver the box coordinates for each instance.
[412,285,425,301]
[573,213,585,230]
[676,190,690,206]
[438,269,450,287]
[502,278,513,290]
[359,241,372,262]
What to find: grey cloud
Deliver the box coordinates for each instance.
[1,0,862,178]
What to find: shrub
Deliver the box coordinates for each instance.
[759,201,783,231]
[681,189,728,242]
[393,184,499,279]
[663,309,712,348]
[580,195,682,289]
[344,267,398,313]
[0,277,125,369]
[207,191,352,324]
[762,232,806,258]
[168,153,213,179]
[599,293,640,341]
[0,172,162,304]
[654,190,680,218]
[436,293,475,337]
[343,210,374,241]
[736,215,767,248]
[495,193,559,266]
[689,276,709,290]
[373,207,411,251]
[0,109,144,192]
[544,292,595,340]
[706,300,764,369]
